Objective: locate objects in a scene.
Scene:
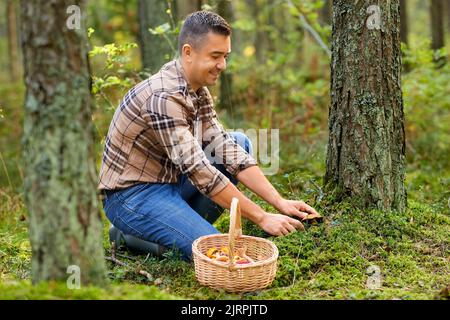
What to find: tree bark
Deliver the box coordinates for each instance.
[138,0,174,73]
[217,0,233,111]
[325,1,407,212]
[7,0,20,81]
[20,0,106,285]
[400,0,408,44]
[430,0,445,50]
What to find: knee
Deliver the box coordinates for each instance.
[229,131,253,155]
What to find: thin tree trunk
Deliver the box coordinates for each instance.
[447,0,450,33]
[176,0,202,20]
[20,0,106,285]
[400,0,408,44]
[255,0,269,63]
[325,1,407,212]
[7,0,19,81]
[244,0,269,63]
[319,0,332,25]
[138,0,174,73]
[217,0,233,112]
[430,0,445,50]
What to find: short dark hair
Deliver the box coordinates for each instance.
[178,11,231,54]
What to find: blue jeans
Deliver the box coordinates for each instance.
[102,132,253,261]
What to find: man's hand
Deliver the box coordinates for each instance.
[275,199,321,221]
[259,213,305,236]
[236,167,321,224]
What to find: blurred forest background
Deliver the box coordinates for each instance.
[0,0,449,299]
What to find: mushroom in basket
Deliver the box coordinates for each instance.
[205,246,254,264]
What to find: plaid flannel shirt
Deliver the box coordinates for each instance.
[98,59,257,197]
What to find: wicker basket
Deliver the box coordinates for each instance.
[192,197,279,292]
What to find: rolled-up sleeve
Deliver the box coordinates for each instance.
[143,92,230,197]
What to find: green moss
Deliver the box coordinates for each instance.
[0,280,180,300]
[95,193,447,300]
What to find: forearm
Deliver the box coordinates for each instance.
[211,175,307,237]
[210,182,266,225]
[236,165,284,210]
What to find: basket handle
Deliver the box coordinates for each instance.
[228,197,242,267]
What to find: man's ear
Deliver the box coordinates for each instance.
[182,44,193,63]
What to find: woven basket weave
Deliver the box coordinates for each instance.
[192,197,278,292]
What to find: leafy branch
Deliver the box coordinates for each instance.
[88,28,139,109]
[286,0,331,58]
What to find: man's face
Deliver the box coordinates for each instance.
[183,32,231,90]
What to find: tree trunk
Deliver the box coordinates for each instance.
[20,0,106,285]
[217,0,233,112]
[319,0,332,25]
[138,0,174,73]
[400,0,408,44]
[244,0,270,63]
[430,0,445,50]
[7,0,20,81]
[176,0,202,20]
[447,0,450,33]
[325,1,407,212]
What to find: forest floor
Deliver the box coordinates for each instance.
[1,141,449,300]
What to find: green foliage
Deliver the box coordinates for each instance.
[288,0,331,43]
[147,2,181,58]
[150,23,171,35]
[87,0,138,44]
[89,42,139,96]
[91,75,133,96]
[400,37,450,212]
[0,190,29,281]
[89,43,137,69]
[148,14,180,57]
[402,37,450,170]
[0,83,24,190]
[88,36,142,140]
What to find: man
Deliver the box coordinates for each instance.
[99,11,321,261]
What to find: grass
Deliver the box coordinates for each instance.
[0,82,24,192]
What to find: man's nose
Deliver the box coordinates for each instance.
[216,58,227,71]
